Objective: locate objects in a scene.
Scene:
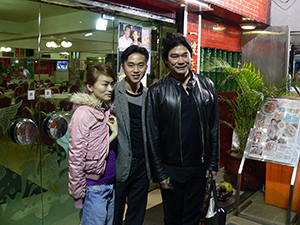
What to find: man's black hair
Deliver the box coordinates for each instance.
[162,33,193,64]
[125,24,131,30]
[121,45,149,64]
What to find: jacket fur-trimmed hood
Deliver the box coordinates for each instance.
[70,93,105,111]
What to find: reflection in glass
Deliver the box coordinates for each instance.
[43,114,68,139]
[10,118,38,145]
[0,0,174,224]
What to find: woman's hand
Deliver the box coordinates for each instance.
[107,115,118,143]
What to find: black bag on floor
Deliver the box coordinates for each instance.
[204,176,226,225]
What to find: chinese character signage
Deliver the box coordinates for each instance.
[244,97,300,167]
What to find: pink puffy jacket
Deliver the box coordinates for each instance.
[68,93,110,209]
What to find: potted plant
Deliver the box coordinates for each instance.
[205,58,295,191]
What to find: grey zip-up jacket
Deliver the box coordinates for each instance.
[146,71,220,183]
[111,78,151,182]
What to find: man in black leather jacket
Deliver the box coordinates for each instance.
[146,33,220,225]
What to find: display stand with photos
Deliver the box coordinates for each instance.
[233,97,300,225]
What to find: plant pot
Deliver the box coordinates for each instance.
[224,149,266,191]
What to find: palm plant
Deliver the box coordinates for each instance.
[205,58,296,157]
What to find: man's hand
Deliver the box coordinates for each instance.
[160,177,170,189]
[206,170,217,180]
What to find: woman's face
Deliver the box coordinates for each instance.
[132,31,140,41]
[87,74,114,103]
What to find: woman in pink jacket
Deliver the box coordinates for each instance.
[68,62,118,225]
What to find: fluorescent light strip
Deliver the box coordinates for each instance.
[71,0,176,24]
[103,14,115,20]
[186,0,213,11]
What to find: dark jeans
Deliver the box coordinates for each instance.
[160,164,207,225]
[113,158,149,225]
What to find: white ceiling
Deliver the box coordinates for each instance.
[0,0,77,22]
[0,0,152,56]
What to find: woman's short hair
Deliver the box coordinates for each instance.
[86,63,115,87]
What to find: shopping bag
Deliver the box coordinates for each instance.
[204,176,226,225]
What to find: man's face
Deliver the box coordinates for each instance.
[165,45,191,77]
[124,27,131,38]
[122,53,148,86]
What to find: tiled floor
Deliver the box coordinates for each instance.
[55,167,299,225]
[144,187,299,225]
[225,190,298,225]
[143,167,299,225]
[54,186,299,225]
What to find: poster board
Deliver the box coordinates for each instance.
[244,97,300,167]
[117,22,151,86]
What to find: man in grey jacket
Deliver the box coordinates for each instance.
[112,45,151,225]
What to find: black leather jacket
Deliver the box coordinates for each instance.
[146,71,220,183]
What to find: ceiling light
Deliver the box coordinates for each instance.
[85,33,93,37]
[103,14,115,20]
[213,24,226,31]
[60,52,70,55]
[96,18,108,30]
[240,22,257,30]
[46,40,73,48]
[186,0,213,11]
[240,17,257,30]
[179,3,186,7]
[46,41,59,48]
[0,46,12,52]
[61,40,72,48]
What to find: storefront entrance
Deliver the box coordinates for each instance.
[0,1,176,224]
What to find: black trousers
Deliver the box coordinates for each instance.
[160,164,207,225]
[113,158,149,225]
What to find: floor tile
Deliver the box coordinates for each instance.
[146,188,162,210]
[271,209,298,225]
[33,167,300,225]
[241,202,284,221]
[226,215,262,225]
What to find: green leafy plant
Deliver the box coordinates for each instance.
[205,58,297,157]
